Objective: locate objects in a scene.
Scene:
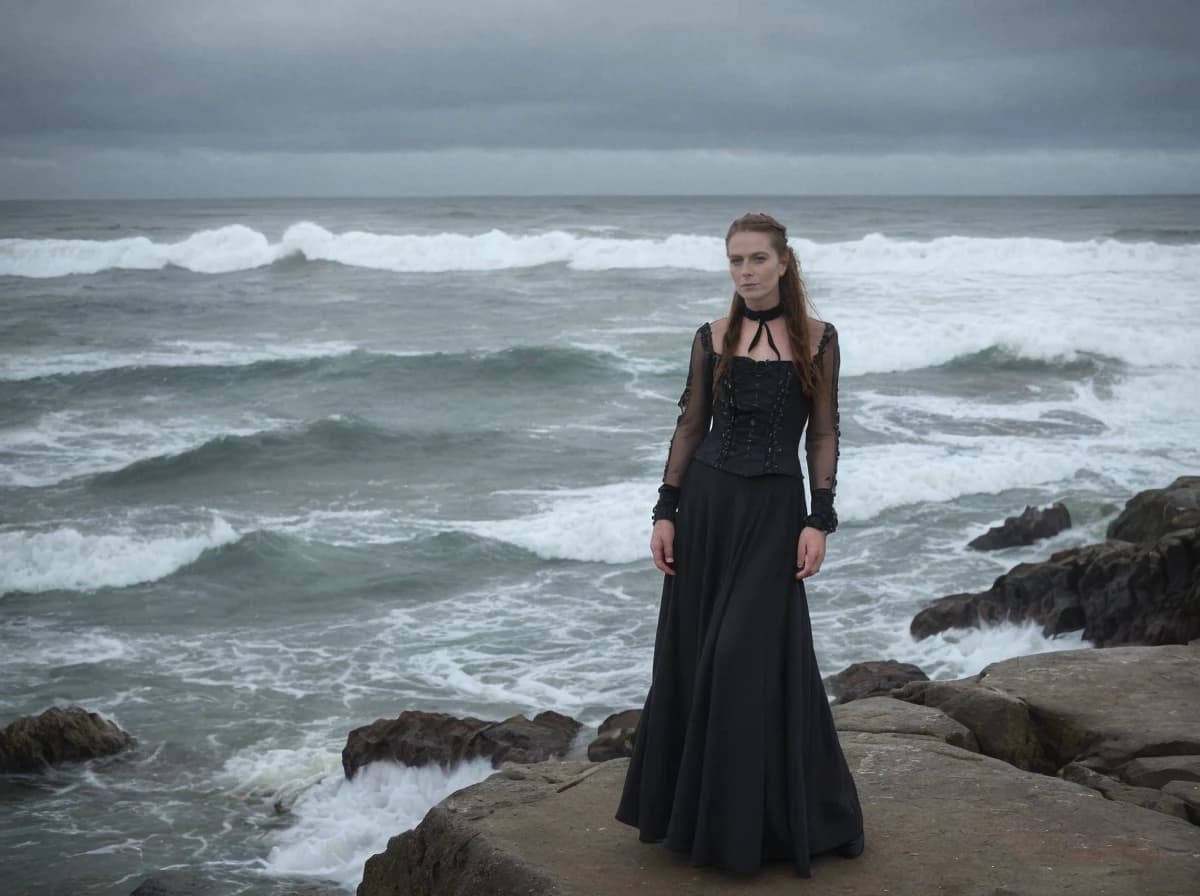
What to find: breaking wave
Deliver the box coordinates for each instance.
[3,224,1198,278]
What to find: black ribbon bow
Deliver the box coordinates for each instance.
[742,302,784,360]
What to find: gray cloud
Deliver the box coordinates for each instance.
[1,0,1198,195]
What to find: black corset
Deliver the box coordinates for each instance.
[692,356,810,478]
[657,318,841,530]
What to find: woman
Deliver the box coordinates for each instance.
[615,212,864,877]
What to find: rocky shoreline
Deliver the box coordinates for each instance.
[355,642,1200,896]
[911,475,1200,646]
[358,644,1200,896]
[350,477,1200,895]
[4,477,1198,894]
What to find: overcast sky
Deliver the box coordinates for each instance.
[1,0,1198,198]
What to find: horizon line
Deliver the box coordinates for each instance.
[3,191,1199,203]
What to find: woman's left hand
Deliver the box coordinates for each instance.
[795,527,827,579]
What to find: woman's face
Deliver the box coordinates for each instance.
[726,230,787,305]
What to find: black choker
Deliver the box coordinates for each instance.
[742,302,783,359]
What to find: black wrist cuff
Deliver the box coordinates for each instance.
[652,484,680,523]
[805,488,838,534]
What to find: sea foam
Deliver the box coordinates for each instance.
[260,755,495,889]
[3,225,1198,278]
[0,516,239,595]
[0,339,359,382]
[457,480,656,564]
[888,620,1092,681]
[456,440,1098,565]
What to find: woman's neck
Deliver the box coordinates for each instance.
[741,291,782,313]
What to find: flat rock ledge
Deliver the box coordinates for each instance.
[358,645,1200,895]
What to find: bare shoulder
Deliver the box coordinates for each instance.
[709,317,729,343]
[808,318,838,357]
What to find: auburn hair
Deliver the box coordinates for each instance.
[714,212,820,397]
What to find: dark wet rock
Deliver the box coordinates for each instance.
[597,709,640,736]
[968,502,1072,550]
[130,871,212,896]
[342,710,582,779]
[825,659,929,705]
[132,873,340,896]
[586,709,640,762]
[910,525,1200,646]
[913,478,1200,647]
[0,705,132,773]
[279,884,347,896]
[1106,475,1200,543]
[343,711,488,777]
[475,711,581,765]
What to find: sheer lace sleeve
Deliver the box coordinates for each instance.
[652,325,713,522]
[804,323,840,533]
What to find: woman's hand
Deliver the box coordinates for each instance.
[651,520,677,575]
[795,527,827,579]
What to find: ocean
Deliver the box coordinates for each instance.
[2,195,1198,893]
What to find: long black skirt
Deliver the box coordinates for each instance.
[615,461,863,877]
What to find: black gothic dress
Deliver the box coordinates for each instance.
[615,320,863,877]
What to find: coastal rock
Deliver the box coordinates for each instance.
[130,872,212,896]
[824,659,929,705]
[1060,762,1189,819]
[831,696,979,752]
[971,644,1200,773]
[474,711,582,764]
[1163,780,1200,823]
[1106,474,1200,542]
[358,645,1200,894]
[342,710,582,779]
[597,709,640,735]
[343,711,489,777]
[357,749,1200,896]
[0,705,132,773]
[131,872,340,896]
[910,524,1200,646]
[967,502,1071,550]
[894,644,1200,820]
[358,760,594,896]
[891,680,1052,772]
[1119,755,1200,790]
[586,709,640,762]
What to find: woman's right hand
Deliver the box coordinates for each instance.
[651,520,676,575]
